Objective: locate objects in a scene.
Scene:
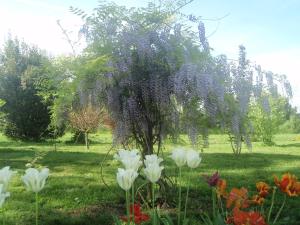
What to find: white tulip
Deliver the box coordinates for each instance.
[144,154,163,167]
[0,184,10,208]
[170,148,187,167]
[25,163,33,168]
[114,149,139,161]
[116,168,138,191]
[186,149,201,168]
[114,149,142,171]
[144,163,164,183]
[0,166,16,192]
[22,168,49,193]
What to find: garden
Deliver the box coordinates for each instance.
[0,1,299,225]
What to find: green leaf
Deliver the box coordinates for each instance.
[112,215,123,225]
[159,214,174,225]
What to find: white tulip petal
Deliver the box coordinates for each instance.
[170,148,187,167]
[0,184,10,208]
[144,154,163,167]
[186,149,202,168]
[22,168,49,193]
[116,168,138,191]
[143,154,164,183]
[115,149,142,171]
[0,166,16,192]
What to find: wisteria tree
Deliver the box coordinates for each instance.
[72,0,292,156]
[218,46,292,154]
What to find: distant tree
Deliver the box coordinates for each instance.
[279,108,300,134]
[69,104,103,149]
[0,38,55,140]
[251,95,293,144]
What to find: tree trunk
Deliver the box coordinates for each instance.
[85,132,89,150]
[53,130,57,151]
[229,133,242,155]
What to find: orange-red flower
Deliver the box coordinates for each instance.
[226,187,249,209]
[250,194,265,205]
[216,179,228,198]
[225,216,234,224]
[295,181,300,193]
[232,208,268,225]
[274,173,300,197]
[120,204,150,224]
[256,182,270,198]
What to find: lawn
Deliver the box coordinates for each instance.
[0,132,300,225]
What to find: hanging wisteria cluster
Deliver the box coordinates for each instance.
[75,1,292,155]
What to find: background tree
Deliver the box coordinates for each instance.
[69,104,103,149]
[0,38,55,140]
[279,108,300,134]
[250,94,292,145]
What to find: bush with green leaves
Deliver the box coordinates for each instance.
[250,95,291,145]
[0,38,57,140]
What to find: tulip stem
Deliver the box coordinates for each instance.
[2,208,5,225]
[152,183,156,225]
[184,168,192,222]
[132,183,135,224]
[126,190,130,225]
[273,194,286,225]
[178,167,182,225]
[35,192,39,225]
[268,187,276,223]
[212,188,216,219]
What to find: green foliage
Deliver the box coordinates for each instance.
[279,109,300,134]
[250,95,290,145]
[48,55,108,139]
[0,99,5,129]
[0,38,55,140]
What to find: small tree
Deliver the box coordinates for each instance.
[69,105,103,149]
[250,94,290,145]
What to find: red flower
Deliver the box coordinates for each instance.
[216,179,228,198]
[232,208,268,225]
[249,194,265,205]
[274,173,300,197]
[256,182,270,198]
[204,171,220,187]
[226,187,249,209]
[121,204,150,224]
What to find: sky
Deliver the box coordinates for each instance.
[0,0,299,110]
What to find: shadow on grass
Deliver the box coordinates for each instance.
[199,152,300,172]
[10,206,116,225]
[0,148,112,170]
[276,143,300,148]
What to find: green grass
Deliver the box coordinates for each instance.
[0,132,300,224]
